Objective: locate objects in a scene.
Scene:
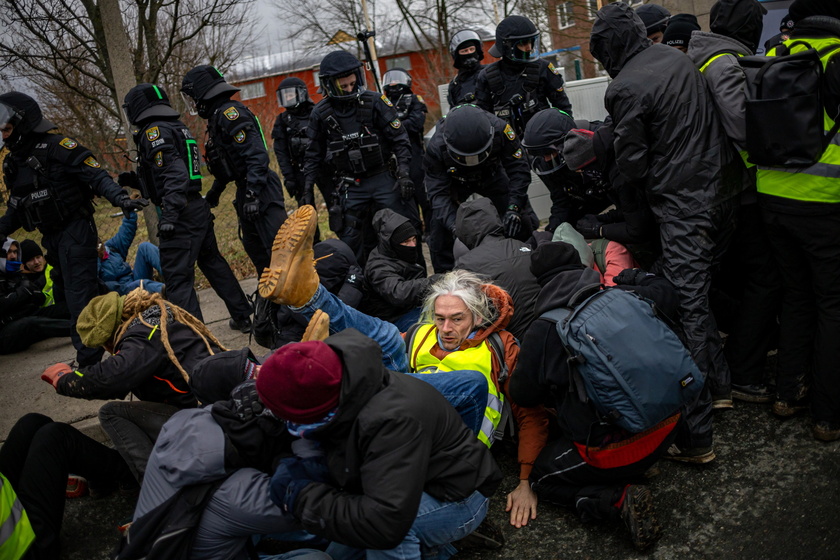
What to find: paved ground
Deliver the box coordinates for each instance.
[3,277,839,559]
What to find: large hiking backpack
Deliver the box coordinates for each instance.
[540,287,703,433]
[739,40,840,167]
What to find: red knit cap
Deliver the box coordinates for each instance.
[256,341,343,423]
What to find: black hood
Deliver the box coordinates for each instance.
[789,0,840,22]
[635,3,671,34]
[0,92,57,152]
[590,2,652,78]
[314,239,359,294]
[710,0,767,53]
[455,197,504,250]
[371,208,413,259]
[533,266,602,314]
[190,347,257,404]
[123,83,180,125]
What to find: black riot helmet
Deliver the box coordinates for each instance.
[488,15,541,62]
[0,92,56,151]
[382,68,412,99]
[181,65,240,117]
[522,108,575,175]
[443,105,495,167]
[449,29,485,69]
[276,77,310,109]
[122,83,180,126]
[318,51,366,100]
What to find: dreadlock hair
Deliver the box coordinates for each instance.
[115,287,229,384]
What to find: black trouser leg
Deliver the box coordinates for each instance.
[159,201,203,320]
[0,317,71,354]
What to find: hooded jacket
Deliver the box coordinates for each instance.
[363,208,435,322]
[292,329,502,549]
[454,197,540,340]
[98,213,137,294]
[590,2,742,223]
[56,304,221,407]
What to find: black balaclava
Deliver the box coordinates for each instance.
[710,0,767,53]
[390,221,418,263]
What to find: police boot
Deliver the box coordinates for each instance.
[301,310,330,342]
[258,205,319,307]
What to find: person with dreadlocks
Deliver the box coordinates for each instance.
[40,287,227,482]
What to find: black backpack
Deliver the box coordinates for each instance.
[739,40,840,167]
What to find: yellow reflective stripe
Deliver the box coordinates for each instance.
[0,475,35,560]
[698,52,741,74]
[147,325,159,340]
[42,264,55,307]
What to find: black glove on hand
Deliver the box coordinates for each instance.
[158,221,175,241]
[117,171,140,190]
[15,285,45,306]
[300,187,315,208]
[242,190,261,222]
[503,205,522,238]
[204,188,222,208]
[231,380,264,422]
[574,214,602,239]
[396,177,415,200]
[116,192,150,218]
[284,178,300,199]
[614,268,651,286]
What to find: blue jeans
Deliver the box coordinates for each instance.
[293,285,408,372]
[126,241,164,293]
[406,370,487,437]
[392,307,422,333]
[325,490,488,560]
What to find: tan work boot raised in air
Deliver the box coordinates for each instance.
[259,205,319,307]
[301,309,330,342]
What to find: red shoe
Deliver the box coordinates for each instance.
[66,475,88,499]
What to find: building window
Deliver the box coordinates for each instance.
[239,81,265,100]
[385,56,411,71]
[587,0,599,19]
[558,2,575,29]
[313,70,321,88]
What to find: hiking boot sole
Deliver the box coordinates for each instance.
[663,450,716,464]
[732,390,774,404]
[258,205,319,306]
[622,485,661,551]
[772,401,809,418]
[301,310,330,342]
[813,424,840,442]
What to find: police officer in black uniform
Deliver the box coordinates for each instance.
[271,77,335,232]
[424,104,535,270]
[475,15,573,137]
[303,50,418,263]
[180,65,288,277]
[0,92,148,366]
[121,83,252,329]
[521,108,610,233]
[447,29,486,107]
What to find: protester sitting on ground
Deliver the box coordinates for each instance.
[255,331,503,559]
[361,208,440,332]
[510,242,687,551]
[18,240,55,304]
[0,413,135,560]
[258,204,551,529]
[98,211,164,295]
[454,197,540,340]
[39,288,225,482]
[0,237,71,354]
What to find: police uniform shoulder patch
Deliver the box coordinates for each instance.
[548,62,561,75]
[224,107,240,120]
[513,148,523,159]
[390,119,401,129]
[557,87,565,93]
[234,129,246,143]
[380,94,393,107]
[83,156,101,168]
[503,124,516,141]
[59,138,78,150]
[154,151,164,167]
[145,126,160,142]
[416,95,424,103]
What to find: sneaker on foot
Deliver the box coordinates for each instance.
[229,316,252,334]
[711,392,733,410]
[301,310,330,342]
[772,398,809,418]
[66,475,88,499]
[732,383,774,404]
[663,444,716,464]
[258,205,319,307]
[620,485,662,551]
[813,421,840,442]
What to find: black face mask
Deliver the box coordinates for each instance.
[461,56,480,70]
[391,241,418,263]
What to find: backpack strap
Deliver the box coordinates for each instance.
[539,307,589,404]
[403,322,422,372]
[357,94,375,128]
[486,332,508,384]
[522,62,540,92]
[485,64,505,99]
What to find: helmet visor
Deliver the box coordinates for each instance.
[507,33,541,62]
[382,69,411,89]
[277,86,307,108]
[180,92,198,116]
[323,70,366,98]
[0,103,20,149]
[447,135,494,167]
[532,150,567,175]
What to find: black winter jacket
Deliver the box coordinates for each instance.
[590,2,742,224]
[293,329,502,549]
[56,304,220,407]
[454,197,540,340]
[362,208,433,322]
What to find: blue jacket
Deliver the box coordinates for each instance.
[98,213,136,293]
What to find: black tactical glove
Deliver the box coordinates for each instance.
[204,184,223,208]
[574,214,602,239]
[300,186,315,208]
[284,178,301,199]
[15,285,46,306]
[502,205,522,239]
[242,190,261,222]
[614,268,651,286]
[158,221,176,240]
[115,191,150,219]
[231,380,264,422]
[328,195,344,233]
[117,171,140,191]
[395,177,415,200]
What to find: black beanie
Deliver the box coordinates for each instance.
[529,241,582,280]
[663,14,701,48]
[19,239,43,265]
[390,221,417,246]
[789,0,840,22]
